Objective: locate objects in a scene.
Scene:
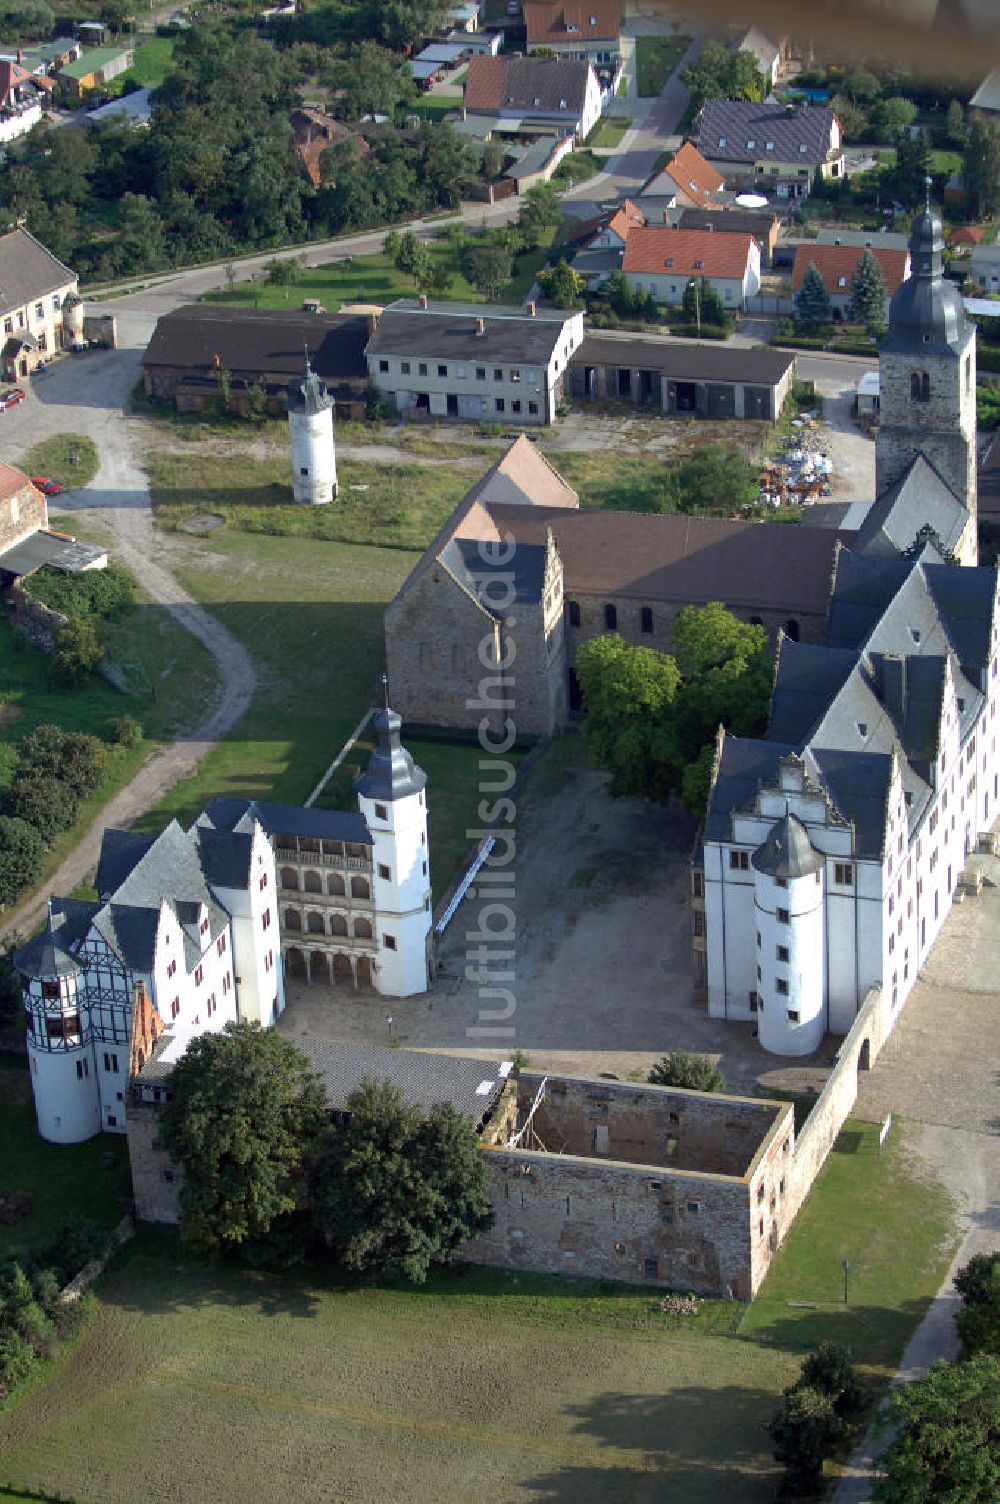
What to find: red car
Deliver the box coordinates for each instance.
[31,476,64,496]
[0,388,26,410]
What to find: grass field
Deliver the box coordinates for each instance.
[587,117,632,150]
[0,1115,956,1502]
[121,36,176,89]
[18,435,98,490]
[203,227,560,316]
[0,1065,127,1260]
[635,35,690,98]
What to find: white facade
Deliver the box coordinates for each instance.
[288,361,338,504]
[0,98,41,143]
[625,239,761,311]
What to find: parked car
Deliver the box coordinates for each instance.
[0,388,25,410]
[31,476,64,496]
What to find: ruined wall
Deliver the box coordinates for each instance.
[565,593,827,662]
[126,1098,182,1225]
[8,584,67,651]
[0,476,46,553]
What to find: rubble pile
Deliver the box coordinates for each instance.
[758,414,834,509]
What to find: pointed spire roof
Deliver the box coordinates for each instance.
[751,813,823,879]
[882,179,968,356]
[354,694,427,803]
[288,349,333,415]
[14,902,83,979]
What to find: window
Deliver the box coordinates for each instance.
[35,301,43,317]
[692,872,704,899]
[418,362,427,376]
[777,907,790,924]
[375,802,387,819]
[911,371,930,401]
[495,398,505,413]
[510,368,521,383]
[378,863,391,880]
[437,364,447,377]
[837,275,847,288]
[384,934,397,950]
[476,367,486,381]
[640,606,653,634]
[161,1169,175,1184]
[787,1008,800,1022]
[686,1200,701,1214]
[200,917,209,935]
[171,997,180,1020]
[567,599,580,628]
[107,1113,117,1128]
[76,1059,88,1080]
[746,138,756,149]
[776,945,789,962]
[511,399,521,414]
[379,359,389,373]
[259,873,268,892]
[729,850,749,871]
[194,965,204,986]
[604,603,617,630]
[401,361,411,375]
[528,401,539,416]
[222,973,232,995]
[217,933,227,956]
[41,980,60,1000]
[693,911,704,936]
[103,1052,119,1073]
[207,993,217,1016]
[834,863,853,886]
[776,978,789,995]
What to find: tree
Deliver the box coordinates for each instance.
[8,775,80,844]
[849,248,889,329]
[871,96,918,137]
[768,1383,843,1493]
[682,40,765,106]
[0,0,55,38]
[681,276,727,330]
[373,0,450,51]
[460,241,513,301]
[800,1342,866,1424]
[418,122,475,208]
[517,181,561,249]
[263,256,300,301]
[873,1356,1000,1503]
[574,633,681,804]
[964,120,1000,219]
[159,1022,330,1260]
[16,725,104,794]
[314,1077,493,1283]
[242,378,269,424]
[795,261,833,327]
[889,130,931,206]
[947,98,966,148]
[328,40,415,123]
[843,67,881,105]
[662,446,760,516]
[0,817,45,907]
[383,229,402,259]
[955,1252,1000,1308]
[648,1050,725,1092]
[481,140,505,181]
[395,228,431,286]
[99,0,132,33]
[955,1253,1000,1358]
[537,258,585,308]
[53,617,103,683]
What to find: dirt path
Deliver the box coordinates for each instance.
[1,346,256,946]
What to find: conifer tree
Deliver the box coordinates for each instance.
[849,249,888,329]
[795,262,833,328]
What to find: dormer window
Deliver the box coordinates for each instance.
[746,139,756,149]
[694,259,703,268]
[665,257,673,267]
[534,97,541,106]
[765,140,774,150]
[799,144,808,153]
[958,697,965,712]
[718,136,727,148]
[558,98,567,108]
[838,275,847,287]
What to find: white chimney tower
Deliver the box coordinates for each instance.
[288,353,337,505]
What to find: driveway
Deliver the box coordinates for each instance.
[0,330,256,945]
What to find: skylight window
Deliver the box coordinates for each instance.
[718,136,727,148]
[799,143,808,153]
[747,138,756,149]
[766,140,774,150]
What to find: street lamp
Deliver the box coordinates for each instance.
[842,1258,850,1304]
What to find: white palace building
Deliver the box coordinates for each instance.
[697,193,1000,1054]
[15,708,433,1142]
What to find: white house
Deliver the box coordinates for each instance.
[16,706,433,1142]
[464,54,604,140]
[697,196,997,1053]
[0,60,44,144]
[622,226,761,310]
[0,228,81,381]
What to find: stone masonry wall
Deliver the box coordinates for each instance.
[126,1097,182,1225]
[0,477,46,553]
[385,567,507,735]
[565,593,828,663]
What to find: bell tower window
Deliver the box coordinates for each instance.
[911,372,930,402]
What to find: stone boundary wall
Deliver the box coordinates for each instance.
[784,985,890,1230]
[57,1215,134,1306]
[7,584,67,652]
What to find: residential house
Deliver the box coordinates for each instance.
[731,26,785,88]
[568,197,645,285]
[142,305,374,418]
[671,206,781,268]
[0,37,79,74]
[290,107,368,187]
[463,54,605,140]
[523,1,621,63]
[0,228,80,380]
[0,60,45,143]
[948,226,987,250]
[639,141,726,214]
[58,44,135,99]
[791,242,910,320]
[0,460,106,587]
[447,0,482,30]
[696,99,844,199]
[970,242,1000,292]
[622,225,762,311]
[969,69,1000,124]
[364,297,585,425]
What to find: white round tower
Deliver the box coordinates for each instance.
[61,290,85,350]
[288,355,337,505]
[753,815,826,1058]
[15,913,99,1143]
[354,702,432,998]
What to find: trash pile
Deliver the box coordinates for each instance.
[758,413,834,509]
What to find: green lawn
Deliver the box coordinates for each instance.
[635,34,691,98]
[410,92,463,122]
[587,116,632,150]
[0,1113,957,1501]
[0,1065,128,1260]
[17,435,98,489]
[121,36,176,89]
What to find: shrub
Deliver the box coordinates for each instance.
[0,816,45,907]
[0,1326,36,1396]
[768,1383,843,1492]
[17,725,105,794]
[53,617,104,682]
[955,1251,1000,1307]
[23,561,137,622]
[41,1218,109,1285]
[648,1049,725,1092]
[111,715,144,749]
[801,1341,866,1422]
[8,775,80,844]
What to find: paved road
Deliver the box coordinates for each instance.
[0,335,256,947]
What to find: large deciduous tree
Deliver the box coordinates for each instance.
[159,1023,330,1261]
[872,1356,1000,1503]
[964,120,1000,219]
[460,241,514,301]
[682,40,765,106]
[314,1078,493,1283]
[0,818,45,908]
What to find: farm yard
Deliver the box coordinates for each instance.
[0,1120,957,1503]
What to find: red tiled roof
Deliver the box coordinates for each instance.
[463,55,507,112]
[661,142,724,208]
[791,243,910,294]
[622,226,755,280]
[524,1,620,47]
[568,197,644,248]
[950,226,987,246]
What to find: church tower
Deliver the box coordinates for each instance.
[288,355,337,505]
[354,701,432,997]
[876,184,977,558]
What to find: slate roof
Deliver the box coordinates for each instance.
[853,455,968,559]
[805,746,895,857]
[815,228,910,251]
[622,225,755,280]
[970,69,1000,115]
[199,797,373,846]
[142,307,371,388]
[791,243,910,295]
[464,54,592,115]
[354,708,427,803]
[570,333,794,385]
[442,535,549,610]
[95,829,156,899]
[768,638,860,745]
[705,735,796,842]
[365,298,576,365]
[697,98,839,167]
[524,0,620,47]
[0,228,76,318]
[752,813,823,878]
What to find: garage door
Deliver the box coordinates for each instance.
[744,385,770,420]
[706,383,735,419]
